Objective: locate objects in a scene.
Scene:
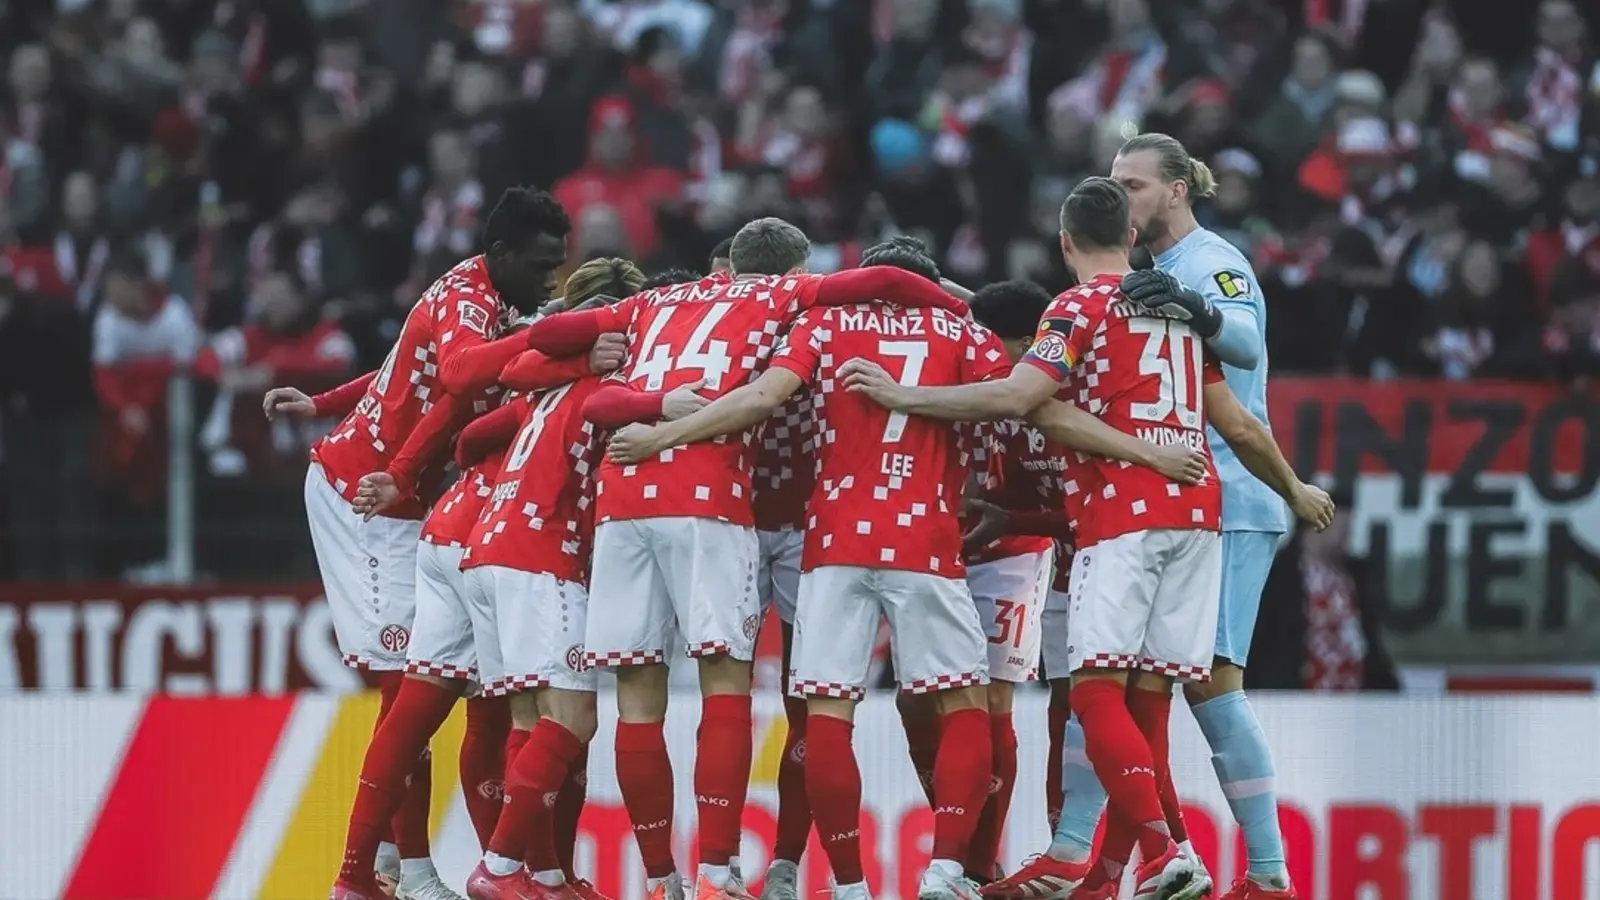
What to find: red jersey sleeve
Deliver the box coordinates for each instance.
[807,267,967,316]
[386,392,469,497]
[1202,354,1226,385]
[768,309,826,383]
[581,384,670,428]
[1021,293,1095,383]
[520,299,636,356]
[500,350,593,391]
[961,322,1013,383]
[455,400,523,469]
[312,371,378,418]
[434,289,525,395]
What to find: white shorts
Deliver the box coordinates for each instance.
[968,550,1053,683]
[304,463,421,671]
[791,565,989,700]
[1040,587,1072,681]
[757,529,803,624]
[406,541,484,685]
[1066,528,1222,682]
[586,517,761,666]
[462,565,597,695]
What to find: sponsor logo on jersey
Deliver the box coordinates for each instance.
[1212,270,1250,299]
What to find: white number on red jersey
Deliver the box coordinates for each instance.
[1127,319,1203,429]
[877,339,929,443]
[502,384,573,474]
[632,303,736,390]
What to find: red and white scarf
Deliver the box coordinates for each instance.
[1525,47,1583,151]
[1301,556,1366,690]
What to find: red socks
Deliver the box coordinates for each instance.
[461,696,512,849]
[774,695,812,863]
[898,702,942,807]
[554,746,589,880]
[339,678,457,880]
[695,694,754,866]
[804,714,864,885]
[615,720,677,879]
[966,712,1018,877]
[930,707,992,864]
[1069,679,1170,862]
[506,728,531,770]
[1046,698,1070,830]
[489,719,584,873]
[1126,687,1187,843]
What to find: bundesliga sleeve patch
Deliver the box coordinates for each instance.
[1212,270,1251,299]
[457,300,491,335]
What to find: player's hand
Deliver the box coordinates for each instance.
[661,379,709,421]
[961,498,1008,551]
[839,358,908,409]
[606,423,666,464]
[1148,444,1208,485]
[263,387,316,420]
[352,471,401,521]
[588,332,628,374]
[1290,482,1336,531]
[1120,269,1222,338]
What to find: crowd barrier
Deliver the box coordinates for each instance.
[2,693,1598,900]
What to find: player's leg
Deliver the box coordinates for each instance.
[964,551,1049,881]
[895,690,941,807]
[471,568,605,900]
[586,520,682,900]
[1183,531,1294,899]
[1039,572,1107,863]
[661,517,761,897]
[879,569,991,900]
[461,694,510,849]
[762,530,810,900]
[791,565,880,900]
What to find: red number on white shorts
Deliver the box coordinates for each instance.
[990,599,1026,648]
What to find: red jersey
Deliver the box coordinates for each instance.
[462,377,605,585]
[421,461,499,548]
[587,274,825,526]
[312,256,513,518]
[770,303,1010,576]
[752,392,818,532]
[1020,273,1223,547]
[967,419,1064,565]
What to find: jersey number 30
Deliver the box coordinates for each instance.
[1127,319,1203,429]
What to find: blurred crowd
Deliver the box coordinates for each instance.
[1,0,1600,581]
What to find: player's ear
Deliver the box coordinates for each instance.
[1125,227,1137,250]
[1058,230,1072,260]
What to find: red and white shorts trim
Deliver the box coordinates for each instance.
[791,564,989,698]
[407,541,484,691]
[1065,528,1221,683]
[967,549,1053,683]
[586,517,761,667]
[461,565,596,695]
[304,463,420,672]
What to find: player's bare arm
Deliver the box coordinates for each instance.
[839,355,1059,421]
[1026,399,1206,485]
[1202,379,1334,530]
[607,367,804,464]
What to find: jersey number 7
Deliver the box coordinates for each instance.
[878,340,929,443]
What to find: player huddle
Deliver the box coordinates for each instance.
[266,133,1333,900]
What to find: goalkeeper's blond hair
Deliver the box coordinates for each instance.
[1118,131,1218,200]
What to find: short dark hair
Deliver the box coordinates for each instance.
[1059,177,1131,252]
[729,217,810,275]
[861,235,940,283]
[483,186,571,251]
[970,281,1053,339]
[640,268,702,292]
[709,237,734,266]
[105,249,148,280]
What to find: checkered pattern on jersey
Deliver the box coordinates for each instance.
[752,391,819,530]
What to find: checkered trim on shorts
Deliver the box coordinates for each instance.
[405,660,478,681]
[1077,652,1140,672]
[901,670,989,695]
[1139,657,1211,683]
[585,648,667,668]
[486,673,550,696]
[791,678,865,701]
[342,653,404,672]
[686,640,732,658]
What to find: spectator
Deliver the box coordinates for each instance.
[0,257,96,579]
[1248,31,1339,179]
[53,171,111,313]
[553,95,684,263]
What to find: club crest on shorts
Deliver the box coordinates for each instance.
[379,624,410,653]
[742,613,761,641]
[566,644,589,672]
[1031,333,1068,363]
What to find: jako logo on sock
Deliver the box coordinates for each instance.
[1123,766,1155,777]
[827,829,860,842]
[934,806,965,815]
[635,819,670,831]
[697,795,731,806]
